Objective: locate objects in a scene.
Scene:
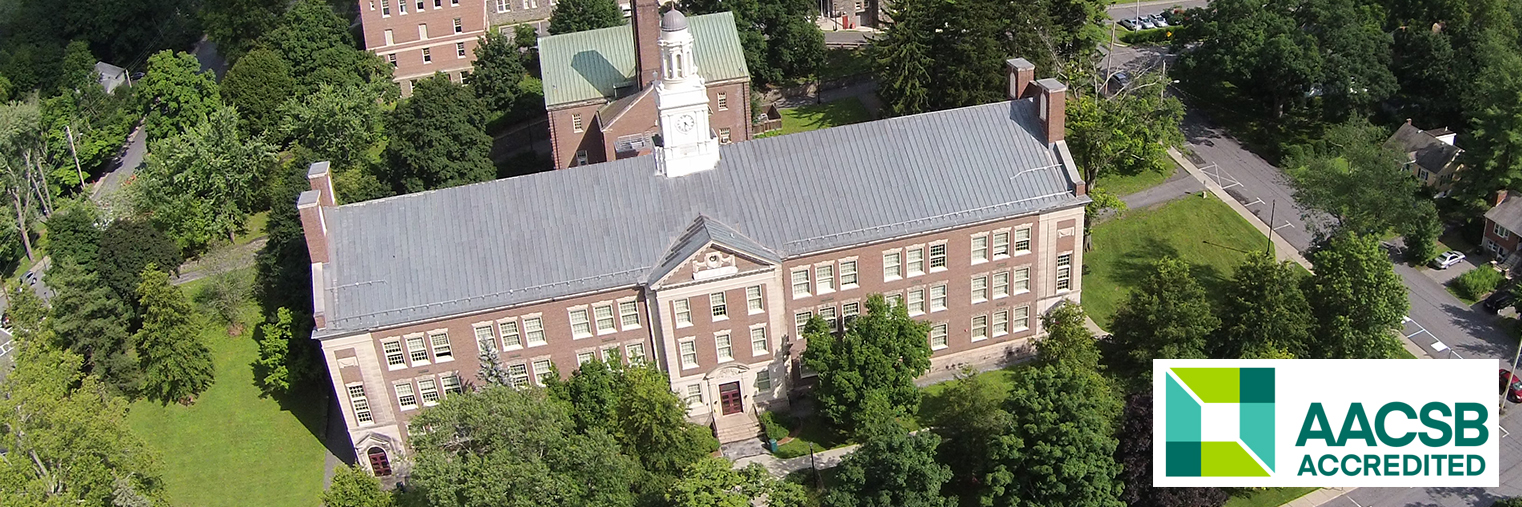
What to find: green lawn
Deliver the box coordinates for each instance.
[817,48,873,81]
[1084,195,1270,327]
[126,303,329,507]
[1095,163,1180,198]
[1223,488,1319,507]
[234,211,269,247]
[757,97,874,138]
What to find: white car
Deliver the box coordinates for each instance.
[1150,14,1171,27]
[1430,251,1466,269]
[1139,18,1157,29]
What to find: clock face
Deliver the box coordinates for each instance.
[677,114,695,133]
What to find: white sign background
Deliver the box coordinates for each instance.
[1153,359,1499,488]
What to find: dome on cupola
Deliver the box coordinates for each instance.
[661,8,689,31]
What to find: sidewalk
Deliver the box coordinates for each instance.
[1283,487,1355,507]
[733,442,861,478]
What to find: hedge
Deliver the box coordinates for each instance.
[1450,266,1506,302]
[1118,26,1185,45]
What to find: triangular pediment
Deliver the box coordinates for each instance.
[649,215,778,286]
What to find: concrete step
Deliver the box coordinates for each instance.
[714,413,762,443]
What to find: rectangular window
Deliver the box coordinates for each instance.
[419,378,440,405]
[750,327,768,355]
[456,42,466,57]
[841,301,860,325]
[930,284,947,312]
[1056,254,1073,291]
[429,331,452,360]
[685,384,703,405]
[746,286,764,314]
[993,231,1010,257]
[383,340,405,367]
[719,128,732,144]
[418,23,428,39]
[1497,223,1512,239]
[575,150,588,165]
[495,0,507,12]
[384,29,394,45]
[930,323,949,350]
[387,53,397,67]
[680,340,698,369]
[572,113,584,133]
[347,385,373,424]
[570,308,592,338]
[383,0,391,15]
[929,243,947,270]
[576,352,595,366]
[416,0,424,9]
[1014,267,1031,293]
[1013,306,1031,331]
[532,359,554,384]
[442,374,462,394]
[840,260,858,287]
[453,17,462,33]
[396,382,418,410]
[601,345,620,362]
[398,0,406,12]
[406,336,429,364]
[817,264,835,293]
[619,301,640,328]
[452,0,459,5]
[972,275,988,303]
[710,292,728,319]
[908,289,925,315]
[473,325,495,352]
[886,293,903,308]
[435,0,442,6]
[674,299,692,326]
[756,369,771,390]
[718,92,729,110]
[594,305,616,333]
[500,320,522,349]
[992,310,1009,336]
[972,234,988,262]
[421,47,431,63]
[795,311,813,335]
[1014,228,1032,253]
[972,315,988,341]
[884,251,902,280]
[524,317,546,346]
[993,271,1010,298]
[626,343,646,364]
[819,306,838,332]
[907,248,924,276]
[716,334,733,362]
[508,364,530,388]
[791,268,811,296]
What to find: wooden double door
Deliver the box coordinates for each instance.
[719,382,743,415]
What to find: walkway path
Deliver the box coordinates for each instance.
[1119,168,1204,210]
[734,443,861,478]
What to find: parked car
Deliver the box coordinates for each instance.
[1150,14,1170,27]
[1118,18,1138,30]
[1484,283,1516,313]
[1139,17,1157,29]
[1430,251,1466,269]
[1501,369,1522,403]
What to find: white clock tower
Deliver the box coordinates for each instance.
[654,8,721,178]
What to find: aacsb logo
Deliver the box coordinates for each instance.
[1154,359,1498,488]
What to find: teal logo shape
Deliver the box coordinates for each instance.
[1164,367,1275,477]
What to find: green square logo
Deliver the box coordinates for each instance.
[1164,367,1275,477]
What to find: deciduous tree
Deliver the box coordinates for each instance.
[201,0,289,62]
[470,32,527,113]
[277,83,385,174]
[927,369,1011,485]
[1108,258,1218,375]
[323,464,393,507]
[824,429,956,507]
[134,266,215,404]
[133,106,273,250]
[138,51,220,142]
[1286,118,1437,247]
[256,307,296,396]
[1214,252,1313,359]
[983,363,1123,507]
[222,47,297,137]
[1067,71,1185,188]
[44,199,101,269]
[683,0,824,85]
[548,0,624,35]
[801,293,933,434]
[381,75,494,194]
[1035,300,1102,369]
[1115,394,1228,507]
[261,0,391,93]
[667,458,805,507]
[1303,232,1407,359]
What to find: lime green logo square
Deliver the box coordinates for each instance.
[1164,367,1275,477]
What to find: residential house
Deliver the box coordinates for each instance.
[299,50,1088,477]
[94,62,128,94]
[537,0,752,169]
[1385,119,1463,194]
[357,0,486,96]
[1484,191,1522,262]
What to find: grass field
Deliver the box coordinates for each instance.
[1095,164,1179,198]
[126,302,329,507]
[1223,487,1319,507]
[1083,195,1270,327]
[758,97,874,138]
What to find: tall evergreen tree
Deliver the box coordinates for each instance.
[1304,232,1408,359]
[255,307,296,395]
[870,0,935,117]
[98,218,184,312]
[134,266,215,404]
[45,260,140,396]
[548,0,624,35]
[1215,252,1313,359]
[1108,258,1219,375]
[381,75,495,194]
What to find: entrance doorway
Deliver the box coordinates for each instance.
[367,447,392,476]
[718,382,743,415]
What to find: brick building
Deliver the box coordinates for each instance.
[538,0,752,169]
[358,0,488,96]
[299,53,1088,476]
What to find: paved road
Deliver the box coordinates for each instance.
[1106,0,1206,20]
[823,30,871,46]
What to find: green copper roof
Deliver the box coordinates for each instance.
[538,12,750,107]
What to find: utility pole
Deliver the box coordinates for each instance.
[1268,200,1277,256]
[65,124,84,189]
[1506,337,1522,414]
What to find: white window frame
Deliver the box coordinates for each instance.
[1014,227,1032,254]
[928,242,948,271]
[929,323,949,350]
[1056,253,1073,292]
[930,284,947,312]
[971,234,989,263]
[674,299,692,327]
[719,128,731,144]
[840,259,858,288]
[473,324,496,353]
[1497,223,1512,239]
[383,29,394,46]
[885,292,903,308]
[523,316,546,346]
[419,378,440,405]
[347,384,374,425]
[715,333,733,362]
[993,271,1010,298]
[710,292,728,320]
[406,335,429,365]
[382,0,392,16]
[572,113,584,133]
[418,23,428,40]
[421,47,431,63]
[576,150,588,165]
[750,326,768,356]
[495,0,508,12]
[841,300,860,326]
[746,285,764,314]
[992,230,1010,258]
[576,351,595,366]
[619,300,640,329]
[1014,267,1031,294]
[1013,306,1031,331]
[992,310,1009,337]
[679,339,698,369]
[594,304,616,334]
[756,368,771,391]
[971,314,988,342]
[508,363,530,388]
[395,382,418,410]
[499,319,523,350]
[791,268,811,297]
[383,339,405,369]
[429,331,453,362]
[972,275,988,303]
[718,92,729,110]
[453,17,462,33]
[684,384,703,405]
[908,288,925,316]
[883,250,902,281]
[906,247,925,276]
[569,307,592,338]
[816,263,835,294]
[441,374,462,394]
[625,343,646,365]
[795,311,813,336]
[456,42,466,57]
[532,359,554,385]
[819,305,838,332]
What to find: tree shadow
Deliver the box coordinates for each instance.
[569,50,625,98]
[247,323,355,465]
[787,98,872,133]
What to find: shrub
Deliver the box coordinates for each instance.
[1118,26,1188,45]
[759,411,793,442]
[1450,266,1505,302]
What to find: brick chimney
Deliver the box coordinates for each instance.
[1035,78,1067,145]
[1496,189,1510,208]
[631,0,663,89]
[299,161,335,329]
[1006,58,1036,100]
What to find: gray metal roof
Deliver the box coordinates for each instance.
[315,99,1088,337]
[649,215,781,285]
[538,12,748,107]
[1487,195,1522,233]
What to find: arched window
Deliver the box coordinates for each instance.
[675,53,683,78]
[367,447,393,477]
